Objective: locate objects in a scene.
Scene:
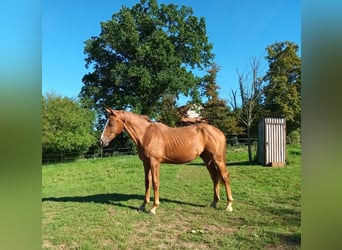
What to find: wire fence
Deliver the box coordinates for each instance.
[42,137,260,165]
[42,147,136,165]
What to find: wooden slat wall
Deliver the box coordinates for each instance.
[258,118,286,166]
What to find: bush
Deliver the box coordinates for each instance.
[42,93,96,163]
[287,129,301,145]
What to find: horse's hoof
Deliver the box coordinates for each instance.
[226,206,233,212]
[137,207,146,213]
[210,203,217,209]
[149,208,157,215]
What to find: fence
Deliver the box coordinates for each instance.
[42,137,261,165]
[227,137,258,147]
[42,147,136,164]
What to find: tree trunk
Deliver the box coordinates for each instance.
[247,126,253,162]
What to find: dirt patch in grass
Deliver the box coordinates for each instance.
[42,240,54,249]
[128,208,241,249]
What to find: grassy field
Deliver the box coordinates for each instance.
[42,145,301,249]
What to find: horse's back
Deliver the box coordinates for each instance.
[163,123,225,160]
[155,122,226,145]
[192,123,226,142]
[190,123,227,166]
[144,123,203,163]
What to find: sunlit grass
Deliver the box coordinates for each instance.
[42,145,301,249]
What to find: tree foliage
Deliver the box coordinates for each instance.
[155,94,180,127]
[80,0,214,117]
[201,63,243,137]
[263,41,301,132]
[42,93,96,160]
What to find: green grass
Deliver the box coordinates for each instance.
[42,145,301,249]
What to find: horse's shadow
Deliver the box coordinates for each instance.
[42,193,206,210]
[188,161,260,167]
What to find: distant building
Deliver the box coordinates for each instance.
[178,104,207,125]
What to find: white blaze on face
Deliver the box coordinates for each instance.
[100,119,109,141]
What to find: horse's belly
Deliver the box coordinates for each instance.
[162,147,201,164]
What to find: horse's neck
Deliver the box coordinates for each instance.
[123,112,151,145]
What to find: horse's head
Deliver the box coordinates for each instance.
[99,108,125,147]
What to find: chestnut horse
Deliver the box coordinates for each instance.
[100,108,233,214]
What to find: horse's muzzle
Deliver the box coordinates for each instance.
[99,139,108,147]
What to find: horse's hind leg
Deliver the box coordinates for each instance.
[149,159,160,215]
[208,162,221,209]
[214,157,233,212]
[201,153,220,208]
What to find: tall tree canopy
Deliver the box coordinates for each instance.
[80,0,214,117]
[263,41,301,132]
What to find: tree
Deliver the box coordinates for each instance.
[201,63,242,138]
[80,0,214,118]
[154,93,180,127]
[42,93,96,162]
[236,58,264,162]
[263,41,301,133]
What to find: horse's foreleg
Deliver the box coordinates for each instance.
[138,163,152,212]
[149,160,160,215]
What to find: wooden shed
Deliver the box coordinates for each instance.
[257,118,286,166]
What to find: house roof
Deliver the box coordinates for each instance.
[178,104,207,124]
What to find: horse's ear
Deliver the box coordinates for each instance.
[105,108,114,115]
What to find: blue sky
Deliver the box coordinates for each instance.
[42,0,301,106]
